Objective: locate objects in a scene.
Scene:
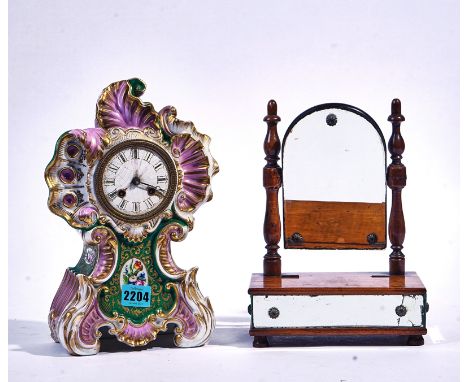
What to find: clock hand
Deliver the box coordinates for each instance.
[149,187,166,199]
[129,176,166,198]
[136,158,144,177]
[134,180,166,198]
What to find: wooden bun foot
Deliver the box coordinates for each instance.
[407,335,424,346]
[253,336,269,348]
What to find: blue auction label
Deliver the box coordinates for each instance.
[121,284,151,308]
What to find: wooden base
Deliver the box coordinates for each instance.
[250,332,425,348]
[250,327,427,337]
[248,271,428,347]
[248,271,427,295]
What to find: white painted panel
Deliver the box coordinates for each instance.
[252,295,424,328]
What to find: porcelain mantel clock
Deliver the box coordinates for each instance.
[45,78,218,355]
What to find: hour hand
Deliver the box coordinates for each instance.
[134,179,166,198]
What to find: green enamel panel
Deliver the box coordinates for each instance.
[98,235,176,325]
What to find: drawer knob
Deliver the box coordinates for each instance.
[395,305,407,317]
[268,307,280,319]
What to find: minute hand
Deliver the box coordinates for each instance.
[139,181,166,198]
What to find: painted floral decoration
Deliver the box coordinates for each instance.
[122,259,147,286]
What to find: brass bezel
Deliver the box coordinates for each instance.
[94,140,178,223]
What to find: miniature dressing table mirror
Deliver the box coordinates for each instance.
[248,99,428,347]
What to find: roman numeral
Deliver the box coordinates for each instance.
[108,163,119,174]
[104,178,115,186]
[118,153,127,164]
[144,152,154,162]
[118,199,128,209]
[107,190,118,200]
[153,162,163,171]
[157,175,168,183]
[132,202,141,213]
[131,148,139,159]
[144,198,154,209]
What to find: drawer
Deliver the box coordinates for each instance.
[252,294,426,329]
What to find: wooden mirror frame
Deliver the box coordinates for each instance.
[281,103,388,250]
[262,99,407,276]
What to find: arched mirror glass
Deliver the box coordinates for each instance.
[282,104,387,250]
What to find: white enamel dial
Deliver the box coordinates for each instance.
[96,141,176,221]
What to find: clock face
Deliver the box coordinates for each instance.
[94,140,177,222]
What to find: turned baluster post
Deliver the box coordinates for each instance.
[387,99,406,275]
[263,100,282,276]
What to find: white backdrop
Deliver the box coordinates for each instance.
[9,0,459,380]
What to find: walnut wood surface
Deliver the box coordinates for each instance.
[284,200,386,249]
[249,327,427,337]
[248,272,426,295]
[263,100,282,276]
[387,99,406,275]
